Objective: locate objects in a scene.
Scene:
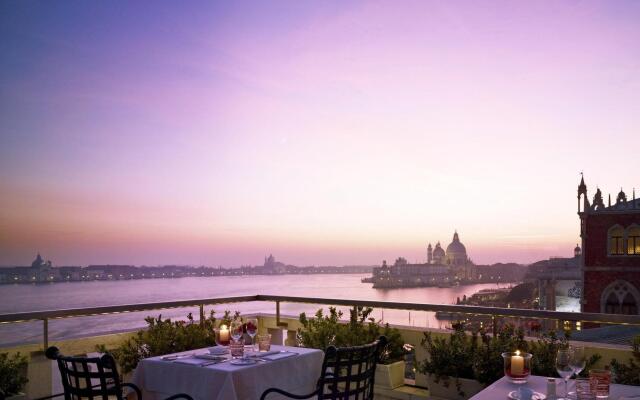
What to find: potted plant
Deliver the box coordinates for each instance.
[298,306,407,390]
[418,323,483,400]
[0,352,28,400]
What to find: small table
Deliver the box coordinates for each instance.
[132,345,324,400]
[470,375,640,399]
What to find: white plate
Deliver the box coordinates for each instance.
[508,390,546,400]
[230,358,258,365]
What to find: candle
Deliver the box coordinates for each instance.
[219,324,230,342]
[511,350,524,375]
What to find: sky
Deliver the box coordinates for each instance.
[0,1,639,267]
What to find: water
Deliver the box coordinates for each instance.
[0,274,503,347]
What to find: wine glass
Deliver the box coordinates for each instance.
[568,346,586,397]
[230,319,244,343]
[246,317,258,351]
[556,348,574,400]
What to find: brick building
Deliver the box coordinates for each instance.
[578,176,640,314]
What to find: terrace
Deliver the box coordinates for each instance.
[2,295,640,399]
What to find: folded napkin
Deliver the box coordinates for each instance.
[173,357,212,365]
[261,351,298,361]
[251,350,280,358]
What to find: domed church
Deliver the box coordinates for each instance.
[427,231,471,266]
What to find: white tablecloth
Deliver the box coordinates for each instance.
[470,375,640,400]
[132,345,323,400]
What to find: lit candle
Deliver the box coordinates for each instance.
[219,324,230,342]
[511,350,524,375]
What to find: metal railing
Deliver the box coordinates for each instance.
[2,294,640,349]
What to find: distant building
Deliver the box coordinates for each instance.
[526,248,581,312]
[578,176,640,315]
[0,253,59,283]
[368,232,522,288]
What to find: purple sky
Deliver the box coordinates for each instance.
[1,1,639,267]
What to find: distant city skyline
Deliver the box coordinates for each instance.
[1,1,639,266]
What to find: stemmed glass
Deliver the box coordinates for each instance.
[556,348,574,400]
[230,319,244,343]
[246,317,258,351]
[568,346,586,398]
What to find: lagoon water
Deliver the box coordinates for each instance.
[0,274,504,347]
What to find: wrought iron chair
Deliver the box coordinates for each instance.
[45,347,193,400]
[260,336,388,400]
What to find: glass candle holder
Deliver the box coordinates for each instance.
[502,351,532,384]
[257,333,272,352]
[229,339,244,358]
[215,324,231,346]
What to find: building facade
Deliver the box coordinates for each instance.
[579,176,640,314]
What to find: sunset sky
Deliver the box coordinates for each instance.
[1,1,639,267]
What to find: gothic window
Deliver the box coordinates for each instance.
[622,293,638,315]
[601,280,640,315]
[627,225,640,256]
[605,293,619,313]
[608,225,625,255]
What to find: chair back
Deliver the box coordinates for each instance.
[46,346,123,400]
[317,335,387,400]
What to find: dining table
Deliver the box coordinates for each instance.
[131,345,324,400]
[469,375,640,399]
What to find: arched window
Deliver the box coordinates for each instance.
[627,225,640,256]
[601,280,640,315]
[622,293,638,315]
[605,292,619,314]
[609,225,625,255]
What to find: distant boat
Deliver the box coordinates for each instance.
[435,311,463,320]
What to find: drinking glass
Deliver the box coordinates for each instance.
[257,333,272,352]
[556,348,574,400]
[589,369,611,399]
[230,319,244,343]
[569,346,587,397]
[246,317,258,351]
[575,378,595,400]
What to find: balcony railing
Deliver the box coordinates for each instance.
[2,294,640,350]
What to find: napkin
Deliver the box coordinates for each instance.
[518,388,533,400]
[261,351,298,361]
[251,350,280,358]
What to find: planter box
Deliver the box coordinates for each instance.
[426,375,484,400]
[374,361,405,389]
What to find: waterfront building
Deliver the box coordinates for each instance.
[368,231,525,288]
[0,253,59,283]
[578,176,640,315]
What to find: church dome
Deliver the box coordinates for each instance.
[445,231,469,265]
[433,243,445,257]
[446,232,467,255]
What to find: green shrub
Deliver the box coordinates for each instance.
[610,335,640,386]
[418,323,477,397]
[98,309,239,373]
[418,322,601,397]
[297,306,406,364]
[0,352,28,397]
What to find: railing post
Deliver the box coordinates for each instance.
[276,300,287,327]
[43,318,48,350]
[199,304,205,326]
